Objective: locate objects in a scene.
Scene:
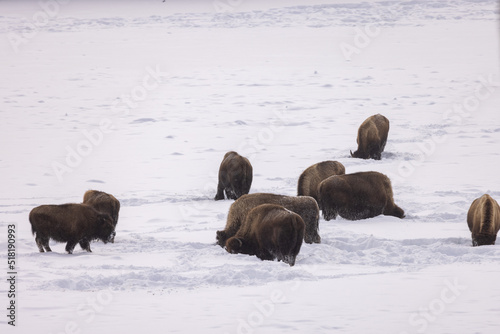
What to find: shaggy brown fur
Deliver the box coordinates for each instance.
[351,114,389,160]
[216,193,320,246]
[83,190,120,226]
[225,204,305,266]
[297,161,345,207]
[29,203,116,254]
[467,194,500,246]
[214,151,253,201]
[318,171,405,221]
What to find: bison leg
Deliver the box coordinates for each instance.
[215,230,228,247]
[214,182,225,200]
[36,236,52,252]
[79,239,92,252]
[35,236,45,252]
[65,240,78,254]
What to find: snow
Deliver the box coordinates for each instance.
[1,0,499,333]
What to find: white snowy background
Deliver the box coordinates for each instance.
[1,0,499,333]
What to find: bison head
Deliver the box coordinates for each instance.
[350,150,369,159]
[472,234,496,247]
[225,237,243,254]
[97,213,116,244]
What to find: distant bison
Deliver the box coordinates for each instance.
[297,160,345,207]
[318,171,405,221]
[214,151,253,201]
[225,204,305,266]
[216,193,320,246]
[29,203,116,254]
[83,190,120,230]
[351,114,389,160]
[467,194,500,246]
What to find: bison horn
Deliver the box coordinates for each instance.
[236,238,243,248]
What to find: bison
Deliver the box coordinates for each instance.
[214,151,253,201]
[467,194,500,246]
[83,190,120,228]
[29,203,116,254]
[297,160,345,208]
[318,171,405,221]
[350,114,389,160]
[225,204,305,266]
[216,193,320,247]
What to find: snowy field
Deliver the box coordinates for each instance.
[1,0,500,333]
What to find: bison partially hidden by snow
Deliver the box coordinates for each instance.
[467,194,500,246]
[351,114,389,160]
[318,171,405,221]
[214,151,253,201]
[225,204,305,266]
[83,190,120,231]
[29,203,116,254]
[216,193,320,247]
[297,160,345,208]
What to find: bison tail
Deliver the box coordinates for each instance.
[28,213,36,235]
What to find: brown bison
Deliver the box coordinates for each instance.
[467,194,500,246]
[225,204,305,266]
[350,114,389,160]
[29,203,116,254]
[216,193,320,247]
[318,171,405,221]
[83,190,120,228]
[297,160,345,207]
[214,151,253,201]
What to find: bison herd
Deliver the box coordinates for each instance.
[29,114,499,265]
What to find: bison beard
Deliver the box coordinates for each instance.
[216,193,320,247]
[467,194,500,246]
[350,114,389,160]
[214,151,253,201]
[225,204,305,266]
[318,171,405,221]
[29,203,116,254]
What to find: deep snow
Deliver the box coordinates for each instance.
[1,0,500,333]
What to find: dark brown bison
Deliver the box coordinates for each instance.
[318,171,405,221]
[214,151,253,201]
[467,194,500,246]
[29,203,116,254]
[225,204,305,266]
[216,193,320,247]
[350,114,389,160]
[83,190,120,230]
[297,160,345,207]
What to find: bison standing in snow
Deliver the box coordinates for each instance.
[214,151,253,201]
[216,193,320,246]
[318,171,405,221]
[350,114,389,160]
[225,204,305,266]
[297,160,345,208]
[467,194,500,246]
[29,203,116,254]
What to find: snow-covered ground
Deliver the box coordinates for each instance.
[1,0,499,333]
